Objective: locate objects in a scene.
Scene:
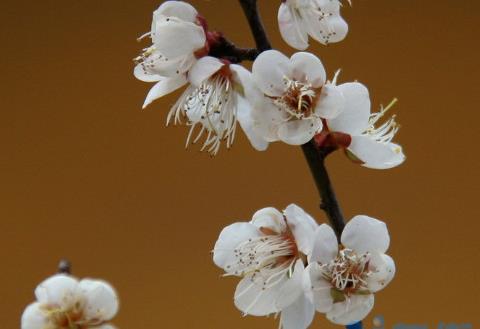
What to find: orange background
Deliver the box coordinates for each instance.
[1,0,479,328]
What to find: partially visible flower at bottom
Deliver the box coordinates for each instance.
[213,204,318,329]
[21,274,119,329]
[304,215,395,325]
[168,56,268,155]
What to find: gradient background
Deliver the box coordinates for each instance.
[1,0,479,328]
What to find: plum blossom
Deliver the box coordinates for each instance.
[304,215,395,325]
[21,274,119,329]
[167,56,267,155]
[278,0,349,50]
[249,50,349,146]
[213,204,318,329]
[134,1,207,108]
[315,73,405,169]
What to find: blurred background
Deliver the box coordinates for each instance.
[1,0,479,328]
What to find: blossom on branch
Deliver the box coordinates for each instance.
[315,74,405,169]
[278,0,349,50]
[304,215,395,325]
[249,50,348,146]
[168,56,268,155]
[134,1,207,108]
[213,205,318,329]
[21,274,119,329]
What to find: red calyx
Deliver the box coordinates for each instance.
[313,131,352,150]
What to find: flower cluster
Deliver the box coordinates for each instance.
[22,274,119,329]
[134,1,404,168]
[18,2,404,329]
[213,205,395,328]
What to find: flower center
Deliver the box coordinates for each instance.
[324,248,371,300]
[225,227,299,288]
[41,302,86,329]
[274,77,318,120]
[168,73,236,155]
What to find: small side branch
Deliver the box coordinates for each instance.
[209,36,260,63]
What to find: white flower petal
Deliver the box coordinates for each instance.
[134,63,162,82]
[234,260,304,316]
[236,94,269,151]
[278,3,309,50]
[327,82,371,136]
[326,294,375,325]
[188,56,224,87]
[310,224,338,264]
[275,260,306,310]
[252,50,290,97]
[341,215,390,254]
[154,1,198,24]
[34,274,79,305]
[280,294,315,329]
[234,276,280,316]
[315,83,345,119]
[21,303,48,329]
[304,263,333,312]
[323,16,349,44]
[90,325,117,329]
[213,222,261,271]
[349,136,405,169]
[230,63,256,100]
[231,65,269,150]
[79,279,119,321]
[250,98,289,142]
[315,0,341,12]
[142,75,187,109]
[367,252,396,293]
[251,207,286,234]
[138,52,194,78]
[289,52,326,88]
[305,13,348,45]
[152,18,205,58]
[284,204,318,255]
[277,118,322,145]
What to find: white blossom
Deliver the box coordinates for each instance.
[167,56,267,155]
[21,274,119,329]
[323,74,405,169]
[278,0,349,50]
[249,50,346,146]
[213,204,318,329]
[134,1,207,108]
[304,215,395,325]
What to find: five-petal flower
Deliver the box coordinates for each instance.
[249,50,346,146]
[213,204,318,329]
[21,274,119,329]
[304,215,395,325]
